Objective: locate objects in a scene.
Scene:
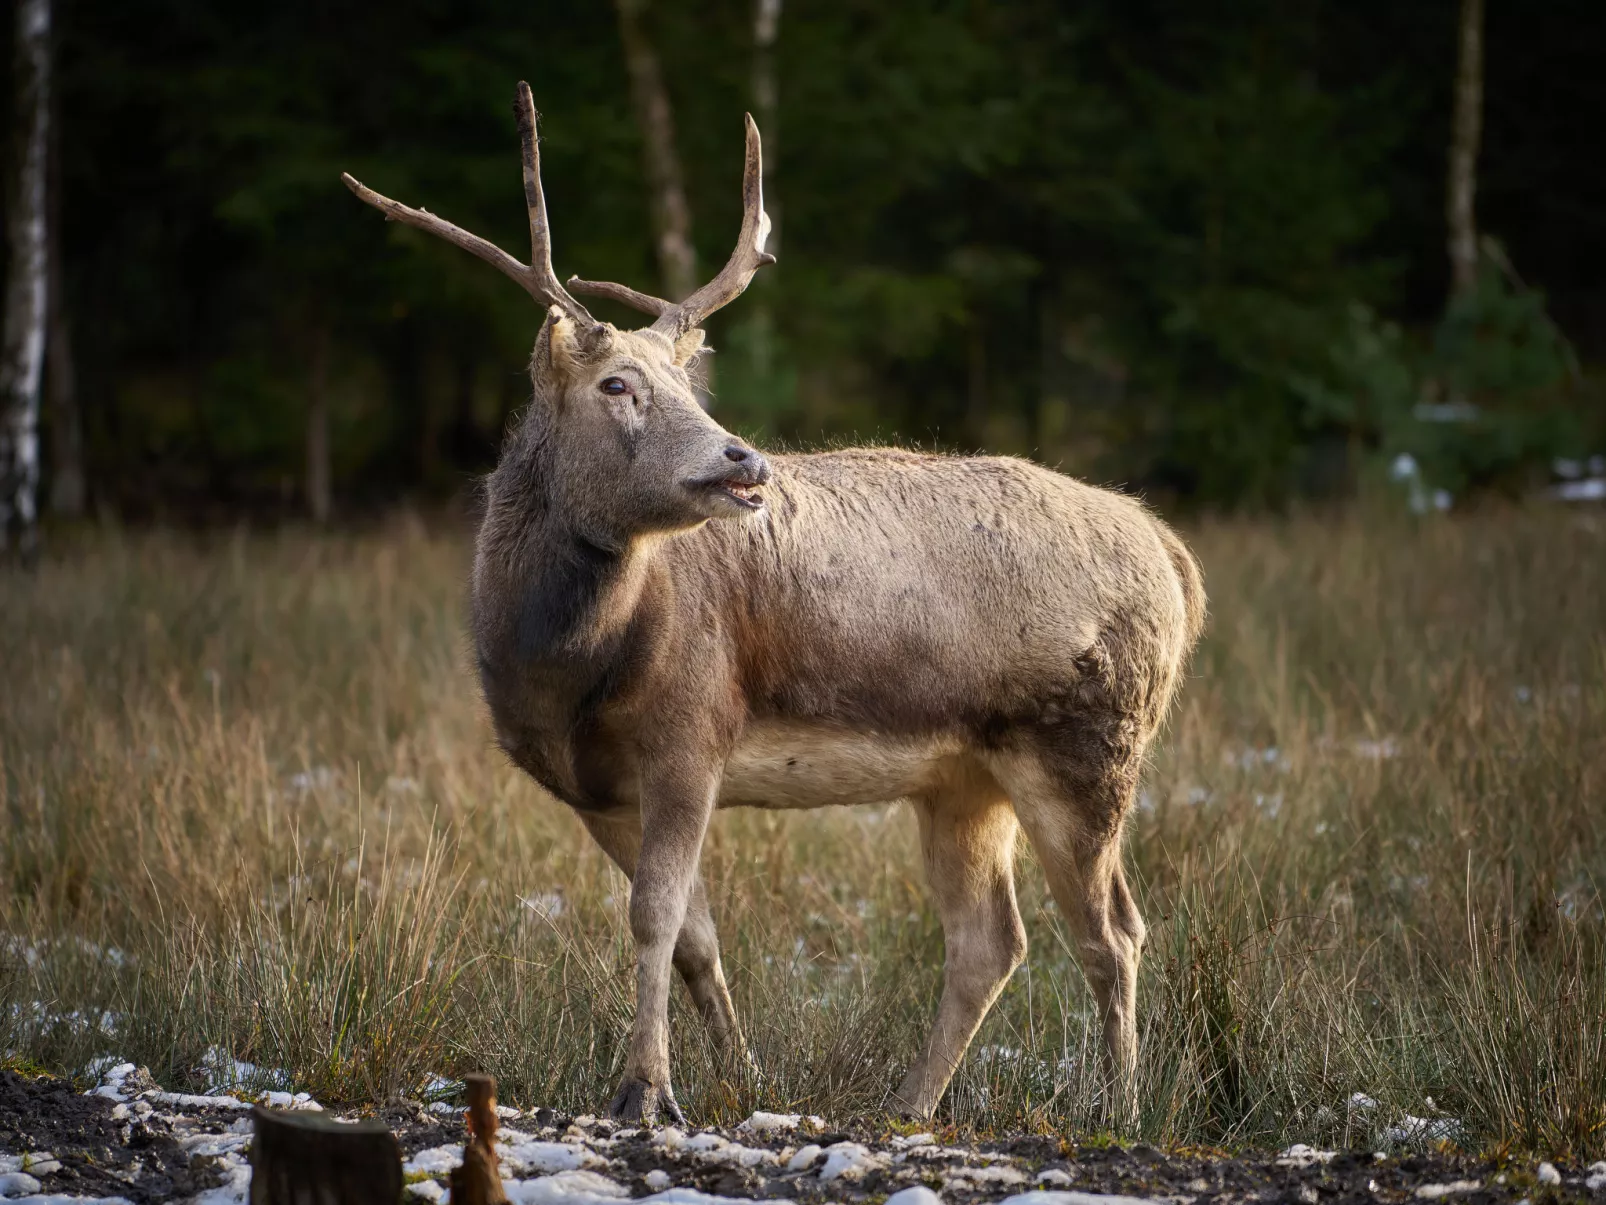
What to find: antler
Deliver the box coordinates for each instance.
[569,114,774,338]
[341,82,595,326]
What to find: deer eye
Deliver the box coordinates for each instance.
[600,377,629,396]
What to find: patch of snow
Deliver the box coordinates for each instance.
[406,1182,446,1203]
[181,1130,253,1159]
[1277,1145,1335,1168]
[786,1144,822,1171]
[259,1090,321,1111]
[0,1172,43,1197]
[891,1132,936,1150]
[736,1111,822,1137]
[186,1149,253,1205]
[1382,1114,1463,1145]
[502,1171,629,1204]
[90,1062,138,1101]
[1415,1183,1481,1199]
[644,1171,672,1191]
[1583,1162,1606,1192]
[651,1128,687,1151]
[817,1142,887,1182]
[948,1164,1029,1188]
[196,1046,300,1101]
[146,1090,251,1111]
[885,1189,944,1205]
[403,1145,463,1177]
[997,1192,1166,1205]
[1537,1163,1561,1186]
[421,1074,462,1101]
[1036,1169,1075,1187]
[503,1142,603,1175]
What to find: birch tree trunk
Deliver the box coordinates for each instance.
[614,0,697,304]
[1446,0,1483,298]
[0,0,51,559]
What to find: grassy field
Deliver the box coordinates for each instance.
[1,507,1603,1158]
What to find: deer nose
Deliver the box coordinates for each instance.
[724,444,770,483]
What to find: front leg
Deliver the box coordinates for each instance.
[579,811,746,1060]
[609,757,718,1125]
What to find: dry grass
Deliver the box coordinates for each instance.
[2,507,1603,1155]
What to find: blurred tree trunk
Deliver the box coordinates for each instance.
[614,0,696,304]
[46,68,84,519]
[0,0,51,560]
[747,0,782,392]
[966,321,987,447]
[1446,0,1483,298]
[305,319,331,524]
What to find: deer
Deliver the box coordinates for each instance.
[343,82,1205,1125]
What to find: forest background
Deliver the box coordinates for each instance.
[3,0,1604,524]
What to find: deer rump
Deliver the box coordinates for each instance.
[346,81,1206,1123]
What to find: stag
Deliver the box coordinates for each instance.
[343,83,1205,1123]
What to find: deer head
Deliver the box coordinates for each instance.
[342,82,774,540]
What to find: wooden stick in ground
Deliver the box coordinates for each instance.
[449,1074,509,1205]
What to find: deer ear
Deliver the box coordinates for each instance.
[537,308,615,382]
[672,326,709,367]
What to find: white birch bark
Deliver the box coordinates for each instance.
[1,0,51,557]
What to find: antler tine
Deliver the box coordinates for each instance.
[513,82,594,325]
[651,113,775,337]
[566,276,674,317]
[564,116,774,335]
[340,83,594,325]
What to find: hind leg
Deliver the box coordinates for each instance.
[992,749,1146,1107]
[892,767,1027,1118]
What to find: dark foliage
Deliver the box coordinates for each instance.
[4,0,1604,514]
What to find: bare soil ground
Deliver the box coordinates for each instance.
[2,1068,1600,1205]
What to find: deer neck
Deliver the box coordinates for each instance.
[474,444,662,672]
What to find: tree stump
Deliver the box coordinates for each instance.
[249,1106,402,1204]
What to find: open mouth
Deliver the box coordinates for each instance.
[712,480,764,509]
[687,475,766,511]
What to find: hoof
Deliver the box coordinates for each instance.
[607,1077,685,1126]
[886,1089,934,1123]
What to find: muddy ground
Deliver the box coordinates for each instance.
[1,1067,1602,1205]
